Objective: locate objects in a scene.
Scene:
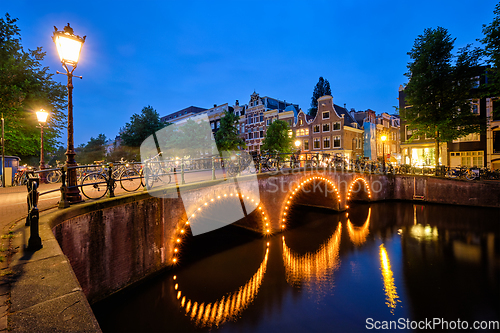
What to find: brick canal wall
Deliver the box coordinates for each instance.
[49,172,500,303]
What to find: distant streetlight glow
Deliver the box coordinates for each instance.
[294,140,301,147]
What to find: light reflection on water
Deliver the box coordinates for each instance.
[93,202,500,333]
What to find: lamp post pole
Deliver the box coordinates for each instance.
[36,110,48,183]
[63,65,80,201]
[1,114,4,187]
[53,23,85,203]
[381,134,387,173]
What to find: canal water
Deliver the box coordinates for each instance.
[93,202,500,332]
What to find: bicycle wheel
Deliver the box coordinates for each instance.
[81,172,108,199]
[46,171,61,183]
[120,168,142,192]
[465,170,477,181]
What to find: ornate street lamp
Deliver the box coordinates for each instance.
[381,134,387,173]
[36,110,49,182]
[294,140,301,149]
[53,23,86,202]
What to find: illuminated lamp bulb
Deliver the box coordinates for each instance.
[251,199,254,202]
[267,242,270,246]
[246,196,249,199]
[175,284,178,290]
[204,203,207,206]
[282,224,285,228]
[176,238,181,243]
[266,223,269,226]
[259,206,262,210]
[173,258,177,263]
[180,229,185,234]
[185,221,190,225]
[174,248,178,253]
[198,207,201,211]
[224,194,227,197]
[285,206,288,209]
[191,214,195,218]
[230,193,233,196]
[173,275,177,280]
[218,196,220,199]
[283,218,286,222]
[262,212,265,215]
[264,217,267,220]
[266,229,270,233]
[287,201,290,204]
[284,212,287,215]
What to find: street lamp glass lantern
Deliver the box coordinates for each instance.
[294,140,301,147]
[36,110,49,123]
[381,135,387,142]
[52,24,85,66]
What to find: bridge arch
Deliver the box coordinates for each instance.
[346,177,372,205]
[170,191,267,264]
[280,176,341,230]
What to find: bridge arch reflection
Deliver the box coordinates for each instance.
[282,222,342,287]
[347,207,371,246]
[173,243,269,328]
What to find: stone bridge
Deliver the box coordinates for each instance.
[50,168,500,303]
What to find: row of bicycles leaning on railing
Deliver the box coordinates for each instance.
[12,152,500,193]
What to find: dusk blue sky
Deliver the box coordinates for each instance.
[3,0,497,146]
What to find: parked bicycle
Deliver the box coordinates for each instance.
[142,153,172,190]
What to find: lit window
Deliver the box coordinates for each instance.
[333,122,341,130]
[313,138,320,149]
[333,136,341,147]
[323,123,330,132]
[313,125,320,133]
[322,111,330,119]
[323,137,331,148]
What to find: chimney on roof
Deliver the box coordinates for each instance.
[214,104,217,108]
[235,100,239,106]
[344,103,346,110]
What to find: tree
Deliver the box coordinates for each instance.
[121,106,163,147]
[77,134,107,164]
[261,120,294,154]
[480,2,500,99]
[404,27,483,170]
[120,106,164,159]
[215,110,245,151]
[0,13,67,161]
[309,77,332,118]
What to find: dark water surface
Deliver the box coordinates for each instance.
[93,202,500,332]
